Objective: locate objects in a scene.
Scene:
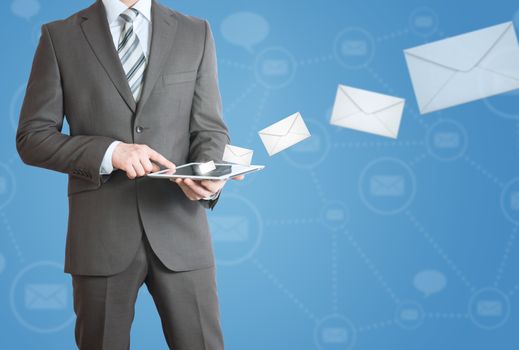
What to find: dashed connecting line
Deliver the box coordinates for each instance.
[494,227,517,288]
[405,211,477,293]
[408,153,428,167]
[343,230,401,305]
[462,155,505,189]
[356,319,395,333]
[223,83,257,115]
[331,231,339,313]
[296,54,335,67]
[375,29,410,43]
[219,58,253,71]
[264,218,321,226]
[309,170,327,206]
[244,89,270,146]
[332,140,424,149]
[0,211,24,264]
[424,312,469,320]
[251,258,318,322]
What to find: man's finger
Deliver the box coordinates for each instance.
[176,179,201,200]
[200,180,223,193]
[184,179,213,197]
[148,149,175,170]
[132,162,146,177]
[140,157,155,173]
[151,163,161,173]
[232,175,245,180]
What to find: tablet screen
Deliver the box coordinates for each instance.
[174,164,233,177]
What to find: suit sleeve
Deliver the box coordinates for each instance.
[189,20,230,210]
[16,24,116,186]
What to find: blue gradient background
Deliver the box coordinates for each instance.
[1,0,519,349]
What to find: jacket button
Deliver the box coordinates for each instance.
[136,126,144,133]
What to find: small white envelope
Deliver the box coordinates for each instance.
[258,112,311,156]
[330,85,405,139]
[222,145,253,166]
[404,22,519,114]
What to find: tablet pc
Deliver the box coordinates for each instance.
[147,163,265,180]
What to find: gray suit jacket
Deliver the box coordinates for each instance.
[16,0,229,275]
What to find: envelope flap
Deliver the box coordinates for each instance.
[227,145,252,157]
[259,112,302,137]
[340,85,404,114]
[27,284,65,299]
[404,22,513,72]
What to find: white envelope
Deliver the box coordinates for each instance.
[404,22,519,114]
[222,145,253,166]
[330,85,405,139]
[258,112,311,156]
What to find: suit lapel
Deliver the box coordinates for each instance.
[135,0,178,116]
[80,0,137,112]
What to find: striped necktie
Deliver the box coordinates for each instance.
[118,8,147,103]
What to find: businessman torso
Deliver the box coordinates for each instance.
[17,0,229,275]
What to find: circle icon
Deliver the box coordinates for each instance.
[10,261,75,333]
[282,119,330,169]
[320,201,349,231]
[333,27,375,69]
[426,119,468,161]
[395,301,425,330]
[468,287,510,330]
[254,47,297,89]
[208,194,263,266]
[0,163,17,210]
[359,157,416,215]
[409,7,439,37]
[500,177,519,226]
[314,314,356,350]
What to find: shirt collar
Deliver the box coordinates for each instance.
[102,0,152,25]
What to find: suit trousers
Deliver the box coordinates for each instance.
[71,231,224,350]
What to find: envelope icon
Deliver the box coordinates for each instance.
[400,308,420,320]
[341,40,368,56]
[433,132,460,148]
[330,85,405,139]
[24,283,67,310]
[476,300,503,317]
[370,175,405,197]
[258,112,311,156]
[209,216,249,242]
[261,59,289,76]
[404,22,519,114]
[222,145,253,166]
[322,327,348,343]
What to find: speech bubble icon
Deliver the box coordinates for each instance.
[220,12,269,53]
[11,0,40,21]
[413,269,446,297]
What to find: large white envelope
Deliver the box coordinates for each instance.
[258,112,311,156]
[222,145,253,166]
[404,22,519,114]
[209,216,249,242]
[330,85,405,139]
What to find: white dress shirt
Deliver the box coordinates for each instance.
[99,0,152,175]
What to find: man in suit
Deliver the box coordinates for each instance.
[16,0,239,348]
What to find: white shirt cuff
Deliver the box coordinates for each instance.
[99,141,121,175]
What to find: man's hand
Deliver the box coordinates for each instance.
[112,143,175,179]
[172,175,244,201]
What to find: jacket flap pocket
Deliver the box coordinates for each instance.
[163,70,197,85]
